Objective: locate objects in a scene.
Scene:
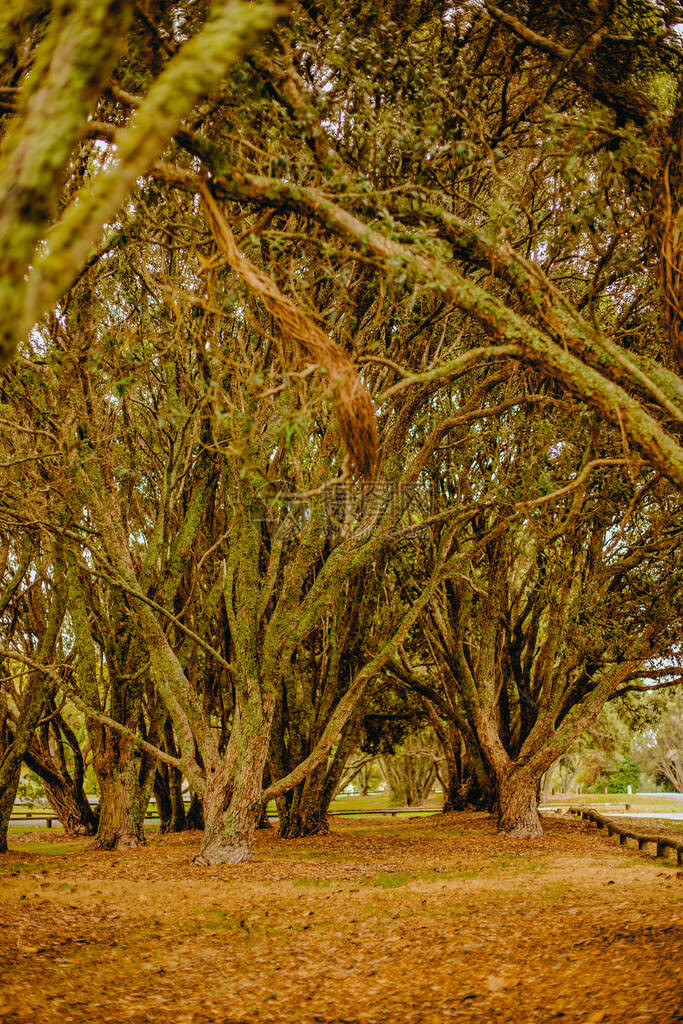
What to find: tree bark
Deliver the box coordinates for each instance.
[0,761,20,854]
[153,762,187,833]
[186,790,204,830]
[24,712,98,836]
[93,734,145,850]
[474,706,543,838]
[496,769,543,839]
[153,767,173,833]
[194,764,257,865]
[278,767,331,838]
[24,749,97,836]
[194,704,271,864]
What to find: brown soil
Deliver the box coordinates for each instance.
[0,812,681,1024]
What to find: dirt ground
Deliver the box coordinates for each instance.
[0,812,681,1024]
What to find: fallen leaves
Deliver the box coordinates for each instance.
[0,815,681,1024]
[487,975,507,993]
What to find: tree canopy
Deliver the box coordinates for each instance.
[0,0,681,861]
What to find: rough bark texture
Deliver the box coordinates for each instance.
[0,760,20,853]
[278,766,331,838]
[194,771,255,865]
[186,791,205,830]
[24,748,97,836]
[153,762,187,833]
[473,705,543,838]
[194,701,271,865]
[24,712,97,836]
[93,734,145,850]
[496,770,543,839]
[442,771,494,814]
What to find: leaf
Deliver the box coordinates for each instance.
[487,975,507,993]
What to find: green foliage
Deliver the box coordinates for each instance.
[595,756,642,794]
[16,767,46,803]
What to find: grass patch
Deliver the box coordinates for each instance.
[0,860,37,875]
[293,878,334,888]
[549,794,682,815]
[12,842,78,856]
[180,910,242,936]
[363,867,461,888]
[455,867,480,880]
[374,871,412,888]
[541,882,573,902]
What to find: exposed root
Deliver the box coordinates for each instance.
[499,819,544,840]
[95,831,146,851]
[193,841,253,866]
[279,817,330,839]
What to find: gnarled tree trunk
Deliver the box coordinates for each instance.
[194,697,271,865]
[153,761,187,833]
[474,707,543,838]
[25,750,97,835]
[0,760,20,854]
[195,765,257,866]
[24,709,97,836]
[93,732,145,850]
[278,764,330,838]
[152,718,187,833]
[496,768,543,839]
[186,790,204,830]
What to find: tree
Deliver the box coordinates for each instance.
[0,0,285,364]
[640,703,683,792]
[24,703,98,836]
[396,374,681,836]
[1,0,682,864]
[0,538,67,850]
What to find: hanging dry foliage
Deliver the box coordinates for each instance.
[652,98,683,371]
[199,183,378,479]
[658,155,683,370]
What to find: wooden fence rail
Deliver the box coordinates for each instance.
[9,811,58,828]
[568,806,683,866]
[8,805,439,829]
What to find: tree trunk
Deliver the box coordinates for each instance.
[440,736,462,812]
[496,769,543,839]
[153,763,187,833]
[93,735,145,850]
[278,769,331,838]
[168,765,186,831]
[474,707,542,838]
[194,711,270,864]
[35,768,97,836]
[23,748,97,836]
[257,803,273,829]
[186,790,204,830]
[194,767,256,865]
[153,768,173,832]
[541,767,555,802]
[0,668,58,849]
[0,762,20,854]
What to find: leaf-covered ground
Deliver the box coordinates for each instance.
[0,812,681,1024]
[604,816,683,843]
